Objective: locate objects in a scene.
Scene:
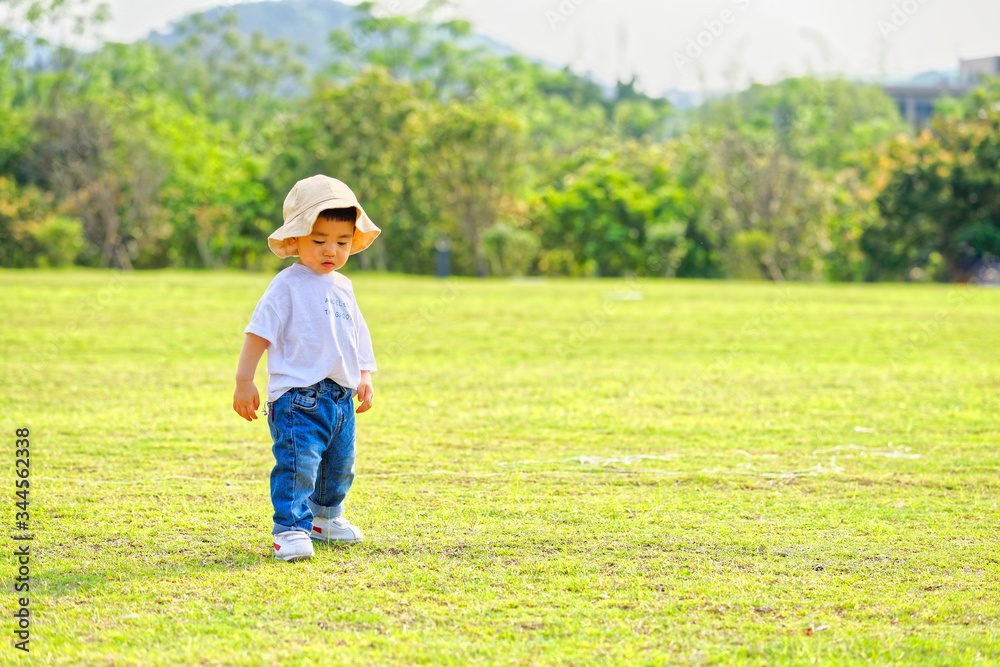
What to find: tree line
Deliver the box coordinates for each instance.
[1,0,997,281]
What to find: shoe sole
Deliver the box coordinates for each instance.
[311,536,363,544]
[274,552,313,562]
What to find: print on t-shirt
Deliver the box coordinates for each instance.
[324,296,352,320]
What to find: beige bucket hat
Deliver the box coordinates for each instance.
[268,175,381,258]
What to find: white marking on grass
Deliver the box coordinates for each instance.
[498,454,847,479]
[363,470,502,478]
[41,441,916,488]
[811,444,920,459]
[368,466,841,479]
[34,475,261,485]
[602,291,644,301]
[499,454,681,468]
[870,450,921,459]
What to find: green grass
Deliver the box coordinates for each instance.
[1,268,998,665]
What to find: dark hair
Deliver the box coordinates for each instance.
[317,207,357,224]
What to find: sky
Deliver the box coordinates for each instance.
[106,0,1000,95]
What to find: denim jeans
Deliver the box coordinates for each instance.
[267,378,356,535]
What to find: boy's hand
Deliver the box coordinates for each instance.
[234,380,261,421]
[234,333,268,422]
[356,371,374,414]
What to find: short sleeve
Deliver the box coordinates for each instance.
[245,294,283,346]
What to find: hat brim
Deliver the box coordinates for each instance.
[268,200,380,259]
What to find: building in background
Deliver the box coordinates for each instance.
[883,56,1000,127]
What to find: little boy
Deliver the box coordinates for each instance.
[233,174,381,562]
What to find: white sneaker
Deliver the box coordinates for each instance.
[273,530,314,561]
[311,516,364,543]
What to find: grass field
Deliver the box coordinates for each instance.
[1,268,999,665]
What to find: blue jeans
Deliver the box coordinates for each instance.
[267,379,356,535]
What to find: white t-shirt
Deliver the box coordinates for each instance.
[245,263,377,402]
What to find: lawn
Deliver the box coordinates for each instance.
[1,269,998,665]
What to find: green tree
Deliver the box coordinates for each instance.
[156,10,306,140]
[682,128,840,281]
[129,93,270,269]
[483,221,540,277]
[531,143,689,277]
[407,98,527,276]
[865,79,1000,281]
[680,77,907,280]
[697,77,908,171]
[0,175,85,267]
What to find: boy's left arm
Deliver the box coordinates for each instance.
[353,292,375,414]
[356,370,374,414]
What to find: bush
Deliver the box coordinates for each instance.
[483,222,540,277]
[32,216,86,267]
[0,177,53,267]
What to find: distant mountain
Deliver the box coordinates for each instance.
[143,0,516,72]
[878,69,964,88]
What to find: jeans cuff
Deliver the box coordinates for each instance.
[307,498,344,519]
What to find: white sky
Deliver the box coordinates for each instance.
[106,0,1000,95]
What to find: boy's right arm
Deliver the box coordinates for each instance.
[233,333,269,421]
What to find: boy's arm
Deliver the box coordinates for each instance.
[353,294,375,415]
[356,370,374,414]
[233,333,269,421]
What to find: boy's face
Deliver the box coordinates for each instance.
[292,217,355,274]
